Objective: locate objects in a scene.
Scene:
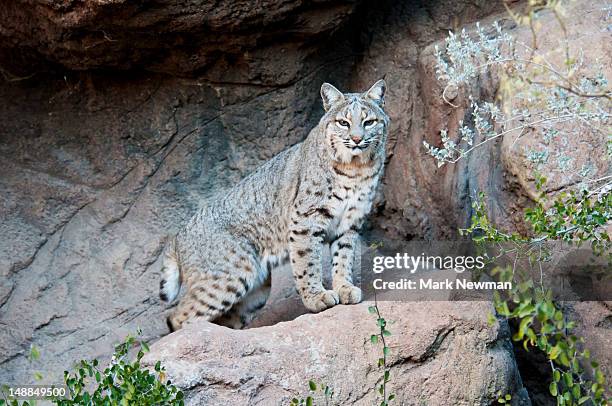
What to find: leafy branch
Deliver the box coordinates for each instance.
[424,15,610,185]
[0,332,184,406]
[290,381,333,406]
[368,294,394,406]
[465,187,610,405]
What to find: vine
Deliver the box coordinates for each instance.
[368,293,395,406]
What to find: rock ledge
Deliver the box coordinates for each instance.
[144,301,530,405]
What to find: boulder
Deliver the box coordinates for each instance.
[143,301,530,405]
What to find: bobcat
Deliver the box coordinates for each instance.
[160,79,389,330]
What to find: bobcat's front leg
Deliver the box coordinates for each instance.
[289,222,339,312]
[331,230,362,304]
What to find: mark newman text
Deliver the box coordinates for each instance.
[372,278,512,290]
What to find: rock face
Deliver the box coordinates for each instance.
[0,0,359,77]
[143,301,530,405]
[0,0,609,404]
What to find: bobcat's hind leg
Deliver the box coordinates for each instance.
[166,239,265,332]
[215,274,271,329]
[166,283,227,332]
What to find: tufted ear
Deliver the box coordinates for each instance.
[320,83,345,112]
[363,79,386,107]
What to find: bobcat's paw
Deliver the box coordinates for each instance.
[335,284,362,304]
[303,290,340,313]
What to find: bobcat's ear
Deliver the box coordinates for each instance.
[321,83,344,112]
[363,79,386,107]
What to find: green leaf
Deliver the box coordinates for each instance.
[549,345,561,361]
[308,380,317,391]
[368,306,377,314]
[595,369,605,385]
[558,351,571,367]
[382,330,391,337]
[553,369,560,382]
[371,335,379,344]
[383,347,390,356]
[497,301,511,317]
[541,322,555,335]
[572,384,580,399]
[517,317,532,340]
[549,382,558,397]
[517,304,535,318]
[30,346,40,361]
[306,396,313,406]
[526,328,536,343]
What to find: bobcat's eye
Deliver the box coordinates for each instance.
[336,119,350,128]
[363,119,377,128]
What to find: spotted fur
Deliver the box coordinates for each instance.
[160,80,389,330]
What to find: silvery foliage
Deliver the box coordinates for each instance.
[424,20,611,190]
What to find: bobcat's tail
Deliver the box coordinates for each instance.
[160,236,181,303]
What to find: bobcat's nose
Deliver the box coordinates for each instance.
[351,135,363,144]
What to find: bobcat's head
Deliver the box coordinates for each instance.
[320,79,388,164]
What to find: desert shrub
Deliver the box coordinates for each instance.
[290,381,334,406]
[0,333,183,406]
[427,2,611,405]
[465,188,610,404]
